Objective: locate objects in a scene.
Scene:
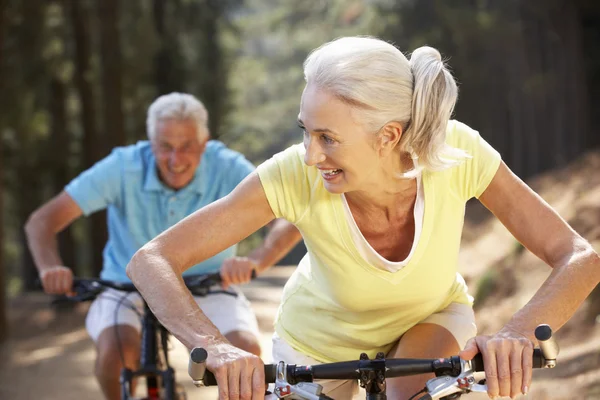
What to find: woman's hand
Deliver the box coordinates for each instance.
[459,328,534,399]
[206,341,265,400]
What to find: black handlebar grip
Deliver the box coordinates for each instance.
[471,349,545,371]
[201,364,276,386]
[202,371,218,386]
[470,353,483,371]
[189,347,276,387]
[535,324,559,361]
[265,364,277,383]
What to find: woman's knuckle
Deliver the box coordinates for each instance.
[498,370,511,380]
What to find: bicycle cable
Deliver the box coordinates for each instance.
[407,387,428,400]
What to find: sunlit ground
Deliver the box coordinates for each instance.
[1,258,599,399]
[0,267,290,400]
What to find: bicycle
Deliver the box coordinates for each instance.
[188,324,559,400]
[52,272,232,400]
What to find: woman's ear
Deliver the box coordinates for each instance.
[378,122,403,156]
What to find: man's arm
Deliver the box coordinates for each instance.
[248,219,302,272]
[24,191,83,294]
[219,218,302,288]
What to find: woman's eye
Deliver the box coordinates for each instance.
[321,134,334,144]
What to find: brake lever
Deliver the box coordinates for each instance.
[273,361,328,400]
[425,359,487,399]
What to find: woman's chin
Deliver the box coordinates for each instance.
[323,180,347,194]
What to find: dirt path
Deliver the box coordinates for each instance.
[1,263,599,400]
[0,267,291,400]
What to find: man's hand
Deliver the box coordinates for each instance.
[220,257,258,289]
[40,266,74,295]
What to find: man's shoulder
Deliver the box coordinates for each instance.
[205,140,252,167]
[108,141,152,172]
[206,140,240,158]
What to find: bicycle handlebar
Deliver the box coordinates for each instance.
[189,324,559,399]
[50,272,226,304]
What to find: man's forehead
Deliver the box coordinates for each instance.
[155,119,205,141]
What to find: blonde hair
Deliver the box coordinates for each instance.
[303,36,469,176]
[147,92,209,141]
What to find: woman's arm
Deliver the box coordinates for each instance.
[127,172,275,399]
[460,161,600,399]
[479,161,599,337]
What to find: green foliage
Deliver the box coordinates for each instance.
[223,0,379,162]
[2,0,600,295]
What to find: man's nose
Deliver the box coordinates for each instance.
[169,149,185,164]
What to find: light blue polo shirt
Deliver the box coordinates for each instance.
[65,140,255,282]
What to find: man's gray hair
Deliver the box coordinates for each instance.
[146,92,209,141]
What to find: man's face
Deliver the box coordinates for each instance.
[151,119,208,190]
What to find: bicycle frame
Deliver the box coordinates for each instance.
[120,301,179,400]
[52,273,228,400]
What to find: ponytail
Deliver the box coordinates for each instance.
[402,46,468,175]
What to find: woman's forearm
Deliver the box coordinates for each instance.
[502,241,600,341]
[127,244,227,350]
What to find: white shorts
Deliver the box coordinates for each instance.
[85,285,260,342]
[270,302,477,400]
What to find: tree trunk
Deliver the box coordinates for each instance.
[16,0,45,292]
[70,0,106,277]
[0,0,6,344]
[96,0,125,274]
[199,1,225,138]
[97,0,125,149]
[153,0,184,94]
[49,77,76,269]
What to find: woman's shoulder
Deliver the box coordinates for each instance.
[263,143,314,178]
[445,119,482,149]
[272,142,305,162]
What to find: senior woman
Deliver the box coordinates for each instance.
[127,37,600,400]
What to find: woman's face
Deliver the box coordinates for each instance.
[298,84,383,194]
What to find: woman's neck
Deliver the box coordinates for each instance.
[345,150,418,215]
[345,177,417,219]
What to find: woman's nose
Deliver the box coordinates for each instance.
[303,136,325,166]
